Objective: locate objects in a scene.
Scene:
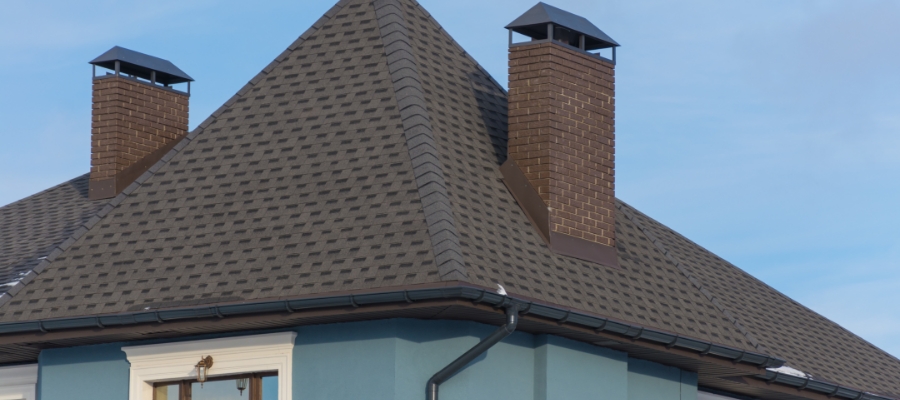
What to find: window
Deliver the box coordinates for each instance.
[0,364,37,400]
[153,373,277,400]
[123,332,295,400]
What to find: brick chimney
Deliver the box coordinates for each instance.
[88,46,193,200]
[501,3,620,266]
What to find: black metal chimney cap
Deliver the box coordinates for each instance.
[506,2,619,50]
[89,46,193,85]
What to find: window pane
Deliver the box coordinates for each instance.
[191,379,249,400]
[154,384,179,400]
[261,376,278,400]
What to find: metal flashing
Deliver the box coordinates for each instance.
[90,46,193,85]
[505,2,619,50]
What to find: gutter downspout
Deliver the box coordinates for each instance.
[426,304,519,400]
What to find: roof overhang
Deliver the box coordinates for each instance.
[0,282,890,400]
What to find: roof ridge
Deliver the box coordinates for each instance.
[616,200,770,354]
[407,0,508,96]
[0,0,356,311]
[373,0,468,281]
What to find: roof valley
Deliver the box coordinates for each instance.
[373,0,468,282]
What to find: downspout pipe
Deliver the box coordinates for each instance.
[426,304,519,400]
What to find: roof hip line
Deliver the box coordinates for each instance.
[373,0,468,282]
[0,0,356,309]
[616,201,769,354]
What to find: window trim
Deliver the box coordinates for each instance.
[123,332,295,400]
[0,364,37,400]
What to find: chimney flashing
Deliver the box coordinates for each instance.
[505,5,619,267]
[88,47,192,200]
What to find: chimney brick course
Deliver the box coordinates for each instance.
[89,76,188,199]
[506,41,616,256]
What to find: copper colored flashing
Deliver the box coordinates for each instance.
[501,159,618,268]
[88,135,184,200]
[507,40,617,255]
[500,159,549,242]
[548,231,619,267]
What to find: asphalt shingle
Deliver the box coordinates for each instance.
[1,0,898,396]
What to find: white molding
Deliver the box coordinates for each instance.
[0,364,37,400]
[123,332,296,400]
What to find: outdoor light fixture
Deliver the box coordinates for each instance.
[236,377,248,396]
[195,356,214,386]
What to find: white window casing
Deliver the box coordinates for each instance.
[0,364,37,400]
[122,332,296,400]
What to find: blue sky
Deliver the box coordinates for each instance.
[1,0,898,359]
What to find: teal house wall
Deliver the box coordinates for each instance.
[35,319,698,400]
[38,342,130,400]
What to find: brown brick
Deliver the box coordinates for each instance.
[508,41,616,249]
[90,76,189,183]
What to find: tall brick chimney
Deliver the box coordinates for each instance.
[88,46,193,200]
[501,3,620,266]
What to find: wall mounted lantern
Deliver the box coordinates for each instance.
[236,377,249,396]
[195,356,214,387]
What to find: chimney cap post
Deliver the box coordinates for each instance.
[505,2,619,50]
[89,46,193,85]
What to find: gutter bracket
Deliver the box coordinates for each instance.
[666,335,679,349]
[471,290,486,305]
[519,302,532,315]
[594,319,608,333]
[700,343,713,356]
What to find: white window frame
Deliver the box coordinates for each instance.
[122,332,295,400]
[0,364,37,400]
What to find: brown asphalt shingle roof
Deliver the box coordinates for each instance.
[0,0,897,397]
[0,174,106,293]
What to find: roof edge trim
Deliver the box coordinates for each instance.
[373,0,468,281]
[0,284,783,372]
[751,371,897,400]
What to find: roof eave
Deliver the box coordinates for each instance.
[0,283,782,371]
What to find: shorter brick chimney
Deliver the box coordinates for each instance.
[88,46,193,200]
[501,3,620,266]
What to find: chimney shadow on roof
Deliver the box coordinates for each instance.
[69,173,91,200]
[467,71,509,166]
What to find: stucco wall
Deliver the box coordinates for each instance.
[38,342,130,400]
[35,319,698,400]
